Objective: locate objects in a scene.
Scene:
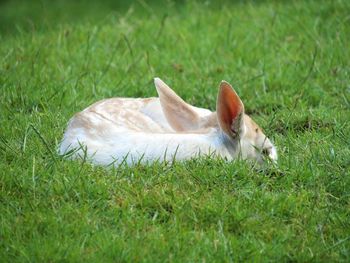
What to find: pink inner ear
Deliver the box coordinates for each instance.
[217,82,244,135]
[218,83,243,121]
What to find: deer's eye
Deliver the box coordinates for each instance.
[262,148,270,156]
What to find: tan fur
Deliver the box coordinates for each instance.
[60,78,277,165]
[244,115,263,140]
[69,98,167,134]
[155,79,201,131]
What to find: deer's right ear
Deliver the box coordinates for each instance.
[216,81,245,138]
[154,78,200,132]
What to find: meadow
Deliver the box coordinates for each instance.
[1,0,349,261]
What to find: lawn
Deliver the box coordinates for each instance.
[1,0,350,261]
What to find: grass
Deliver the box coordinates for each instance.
[1,0,350,261]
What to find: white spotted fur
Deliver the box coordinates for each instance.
[59,78,277,165]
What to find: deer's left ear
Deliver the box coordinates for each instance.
[154,78,200,131]
[216,81,245,138]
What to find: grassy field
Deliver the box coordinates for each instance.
[1,0,350,261]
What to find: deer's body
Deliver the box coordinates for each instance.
[59,78,277,165]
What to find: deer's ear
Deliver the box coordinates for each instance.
[154,78,200,131]
[216,81,245,138]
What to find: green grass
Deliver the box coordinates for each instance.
[1,0,350,261]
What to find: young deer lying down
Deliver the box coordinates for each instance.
[59,78,277,165]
